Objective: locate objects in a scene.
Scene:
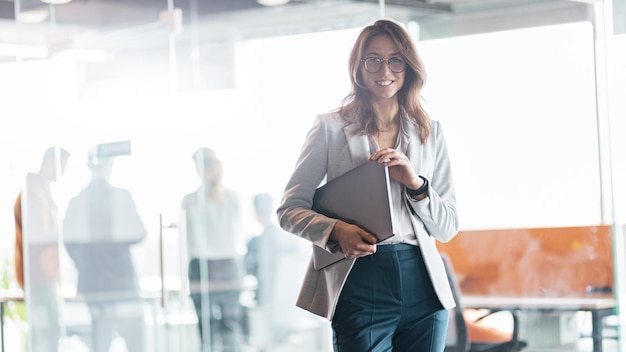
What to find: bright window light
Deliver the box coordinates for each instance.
[55,49,108,63]
[0,43,48,58]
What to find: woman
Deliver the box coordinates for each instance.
[180,147,245,352]
[277,19,459,351]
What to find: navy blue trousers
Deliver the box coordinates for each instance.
[332,243,449,352]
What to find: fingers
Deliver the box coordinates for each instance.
[369,149,420,188]
[343,241,377,259]
[355,225,378,246]
[347,230,377,258]
[332,222,378,259]
[369,148,408,165]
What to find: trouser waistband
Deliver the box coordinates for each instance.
[375,243,417,253]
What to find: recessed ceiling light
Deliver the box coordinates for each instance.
[257,0,290,6]
[40,0,73,5]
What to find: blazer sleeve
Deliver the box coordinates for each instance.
[277,115,341,252]
[406,121,459,243]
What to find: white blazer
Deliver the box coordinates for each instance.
[277,111,459,320]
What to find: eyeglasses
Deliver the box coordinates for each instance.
[361,57,406,73]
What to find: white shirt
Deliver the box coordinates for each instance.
[369,122,421,246]
[180,185,242,260]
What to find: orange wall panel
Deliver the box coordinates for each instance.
[437,226,613,297]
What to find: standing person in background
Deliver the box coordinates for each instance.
[14,146,70,352]
[245,193,304,350]
[63,150,147,352]
[277,19,460,352]
[180,147,245,352]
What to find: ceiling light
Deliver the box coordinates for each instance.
[257,0,290,6]
[40,0,73,5]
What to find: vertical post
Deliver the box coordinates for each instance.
[159,214,166,309]
[593,1,624,351]
[593,0,614,225]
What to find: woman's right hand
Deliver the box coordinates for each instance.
[330,221,378,259]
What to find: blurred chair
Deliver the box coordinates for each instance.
[443,255,527,352]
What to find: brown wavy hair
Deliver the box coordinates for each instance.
[339,19,431,143]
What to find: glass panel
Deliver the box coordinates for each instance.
[20,147,69,352]
[9,0,171,351]
[0,56,81,352]
[609,32,626,351]
[2,1,623,352]
[421,22,599,229]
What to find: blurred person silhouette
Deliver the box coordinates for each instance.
[245,193,304,350]
[14,146,70,352]
[180,147,245,352]
[63,147,147,352]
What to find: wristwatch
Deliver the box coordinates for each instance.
[406,176,428,198]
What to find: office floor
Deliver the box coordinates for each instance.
[2,310,621,352]
[1,324,621,352]
[514,311,620,352]
[523,338,619,352]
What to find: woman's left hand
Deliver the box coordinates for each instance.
[369,148,423,190]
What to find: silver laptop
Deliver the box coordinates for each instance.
[311,161,395,270]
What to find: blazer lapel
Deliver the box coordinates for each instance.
[404,120,423,170]
[343,123,370,168]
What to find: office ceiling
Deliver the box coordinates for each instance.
[0,0,590,93]
[0,0,584,51]
[0,0,564,31]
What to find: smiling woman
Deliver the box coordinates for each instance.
[277,19,459,352]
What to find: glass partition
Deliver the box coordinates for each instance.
[20,146,67,352]
[421,21,599,229]
[1,1,624,351]
[9,0,173,351]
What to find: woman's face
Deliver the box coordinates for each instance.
[360,34,406,103]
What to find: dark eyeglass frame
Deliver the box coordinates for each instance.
[360,57,406,73]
